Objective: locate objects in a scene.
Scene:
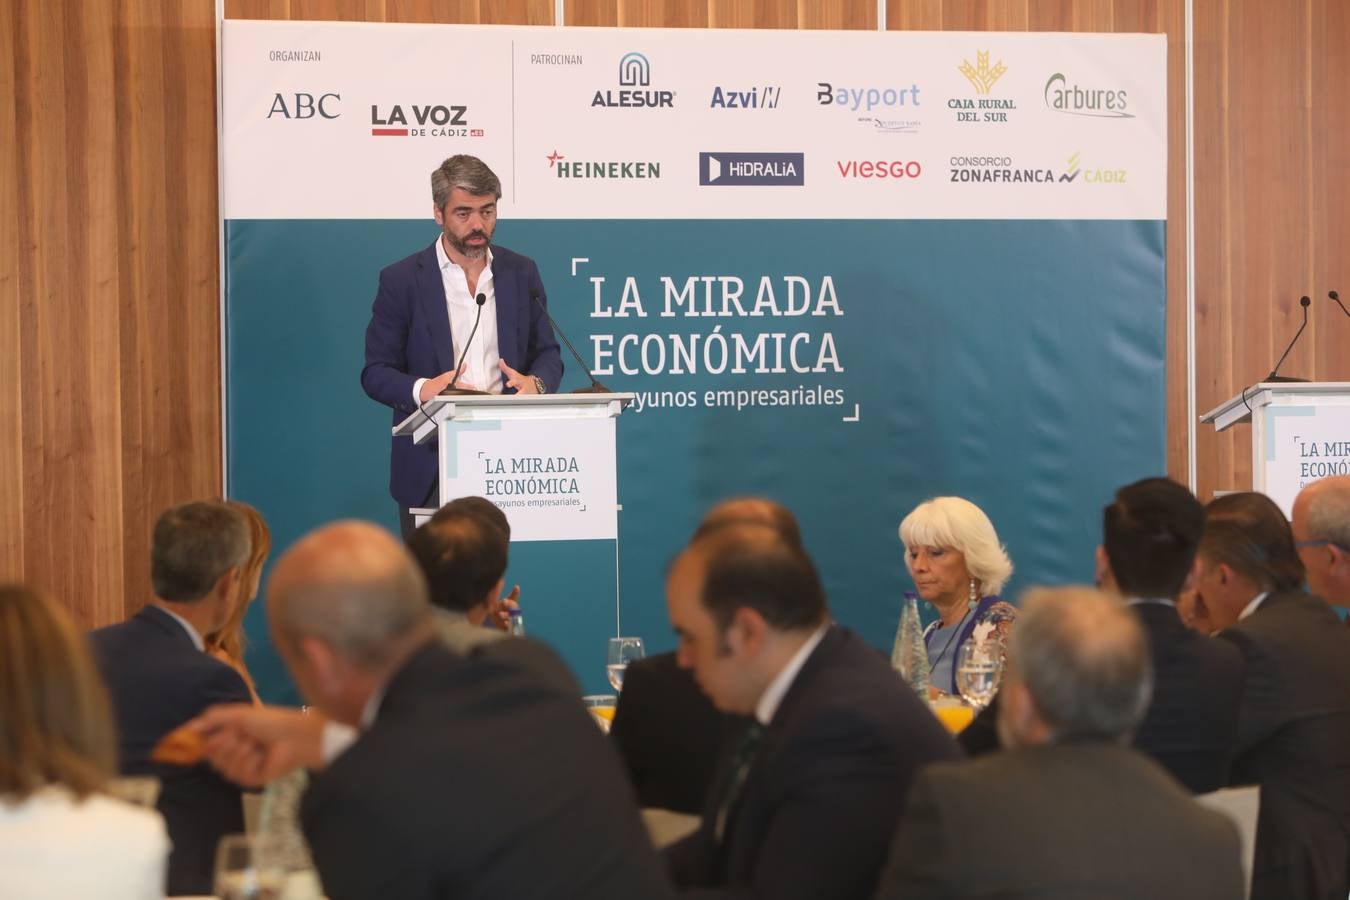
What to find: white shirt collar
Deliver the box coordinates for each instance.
[435,233,493,279]
[156,604,205,651]
[754,625,829,727]
[1238,591,1270,621]
[1125,596,1176,608]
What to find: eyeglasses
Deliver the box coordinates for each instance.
[1295,539,1349,553]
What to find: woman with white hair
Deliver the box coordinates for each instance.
[899,496,1017,698]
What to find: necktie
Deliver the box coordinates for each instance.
[714,721,763,842]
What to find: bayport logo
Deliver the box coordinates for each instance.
[592,52,675,109]
[699,152,804,186]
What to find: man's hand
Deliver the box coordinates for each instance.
[190,704,327,788]
[499,360,539,394]
[487,584,521,631]
[419,370,478,401]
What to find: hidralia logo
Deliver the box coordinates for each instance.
[699,152,804,186]
[547,151,661,179]
[267,92,340,119]
[369,104,483,138]
[950,51,1015,123]
[592,52,675,108]
[1043,73,1134,118]
[710,86,781,109]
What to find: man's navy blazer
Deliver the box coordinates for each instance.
[89,605,252,896]
[361,241,564,508]
[664,626,962,900]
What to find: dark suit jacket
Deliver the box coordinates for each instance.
[89,605,252,896]
[958,602,1245,794]
[874,741,1244,900]
[664,627,962,900]
[299,641,673,900]
[610,652,748,814]
[361,241,564,508]
[1219,589,1350,900]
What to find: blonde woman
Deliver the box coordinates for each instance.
[0,585,169,898]
[206,500,271,704]
[899,496,1016,697]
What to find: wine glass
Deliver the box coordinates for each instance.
[955,640,1002,710]
[606,637,645,691]
[214,834,284,900]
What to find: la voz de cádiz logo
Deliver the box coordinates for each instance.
[592,52,674,108]
[369,103,484,137]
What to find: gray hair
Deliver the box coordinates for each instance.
[268,521,431,669]
[1008,586,1152,744]
[899,496,1014,595]
[1305,476,1350,549]
[431,155,501,210]
[151,502,250,603]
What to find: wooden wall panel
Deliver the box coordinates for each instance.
[11,0,1347,628]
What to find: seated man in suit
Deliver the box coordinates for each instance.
[89,500,254,896]
[875,586,1243,900]
[1197,491,1350,900]
[406,502,576,690]
[1291,475,1350,606]
[611,497,797,814]
[192,520,672,900]
[961,478,1244,793]
[663,523,960,900]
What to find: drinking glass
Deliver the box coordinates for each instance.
[606,637,645,691]
[583,694,619,733]
[955,640,1002,710]
[214,834,285,900]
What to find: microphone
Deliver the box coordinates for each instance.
[1330,290,1350,319]
[1266,295,1311,383]
[439,293,490,396]
[530,290,610,394]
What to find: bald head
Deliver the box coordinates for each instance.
[1293,476,1350,604]
[1003,586,1152,746]
[268,521,431,669]
[694,497,802,547]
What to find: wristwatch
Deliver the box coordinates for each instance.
[531,375,546,394]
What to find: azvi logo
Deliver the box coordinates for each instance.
[593,52,675,108]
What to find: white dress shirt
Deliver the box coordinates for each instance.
[1238,591,1270,621]
[0,787,169,899]
[412,237,501,402]
[155,604,204,651]
[754,625,829,727]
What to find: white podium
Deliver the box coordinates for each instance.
[394,394,634,541]
[1200,382,1350,515]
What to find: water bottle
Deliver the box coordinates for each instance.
[892,591,929,699]
[507,607,525,636]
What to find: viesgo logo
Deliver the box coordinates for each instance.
[369,103,484,138]
[592,52,675,109]
[267,92,340,119]
[836,159,921,179]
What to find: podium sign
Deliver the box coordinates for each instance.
[395,394,632,542]
[1200,383,1350,516]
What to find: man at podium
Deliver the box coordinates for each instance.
[361,155,563,534]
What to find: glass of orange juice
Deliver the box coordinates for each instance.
[583,694,618,732]
[931,697,975,734]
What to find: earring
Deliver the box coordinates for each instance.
[968,579,978,610]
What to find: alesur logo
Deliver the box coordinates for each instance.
[699,152,804,187]
[369,104,483,138]
[592,52,675,109]
[1043,73,1134,118]
[267,92,340,119]
[950,51,1015,123]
